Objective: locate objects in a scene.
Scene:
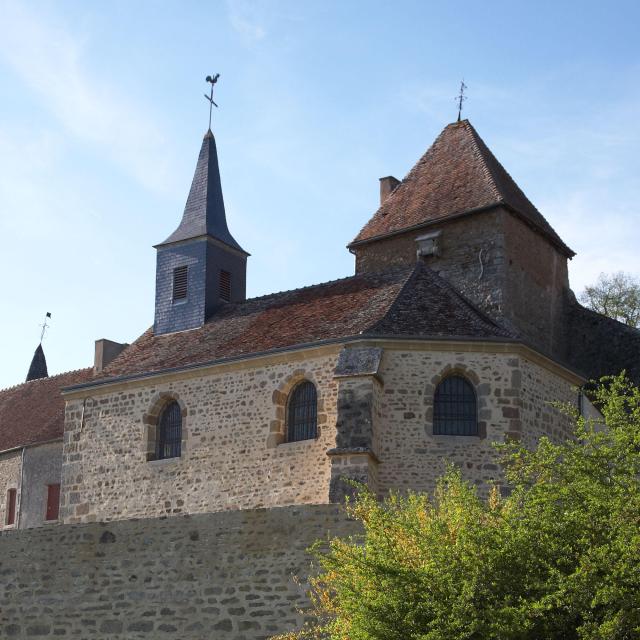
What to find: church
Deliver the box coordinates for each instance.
[0,114,638,638]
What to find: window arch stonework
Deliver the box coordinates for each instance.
[424,365,487,439]
[143,392,188,461]
[267,370,327,448]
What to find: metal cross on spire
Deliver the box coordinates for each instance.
[456,80,467,122]
[204,74,220,131]
[39,312,51,343]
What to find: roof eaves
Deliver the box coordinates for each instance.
[348,202,504,249]
[63,333,527,395]
[0,436,63,458]
[348,201,575,258]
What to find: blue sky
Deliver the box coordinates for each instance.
[0,0,638,389]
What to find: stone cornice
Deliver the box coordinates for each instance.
[62,336,584,400]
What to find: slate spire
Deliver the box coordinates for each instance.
[26,343,48,382]
[157,129,247,254]
[153,128,249,336]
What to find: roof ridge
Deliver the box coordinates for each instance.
[461,120,504,204]
[364,261,514,339]
[223,265,414,307]
[419,264,516,336]
[0,366,93,395]
[362,263,423,334]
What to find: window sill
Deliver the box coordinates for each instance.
[147,456,182,467]
[277,438,319,450]
[430,433,485,443]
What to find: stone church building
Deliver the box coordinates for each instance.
[0,117,638,638]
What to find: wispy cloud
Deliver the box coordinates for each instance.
[226,0,267,45]
[0,1,174,194]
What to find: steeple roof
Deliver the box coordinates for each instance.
[157,130,247,254]
[350,120,574,257]
[26,344,48,382]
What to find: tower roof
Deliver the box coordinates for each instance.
[350,120,574,257]
[26,344,48,382]
[157,130,247,254]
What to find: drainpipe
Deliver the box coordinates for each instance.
[16,446,25,529]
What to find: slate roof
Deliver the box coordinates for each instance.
[92,264,513,383]
[157,130,247,254]
[26,344,48,382]
[351,120,574,257]
[0,368,93,453]
[566,302,640,383]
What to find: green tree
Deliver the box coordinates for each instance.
[580,272,640,328]
[277,376,640,640]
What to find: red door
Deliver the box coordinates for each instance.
[6,488,16,526]
[45,484,60,521]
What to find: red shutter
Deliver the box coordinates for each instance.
[45,484,60,521]
[6,488,16,526]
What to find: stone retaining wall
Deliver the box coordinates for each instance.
[0,504,356,639]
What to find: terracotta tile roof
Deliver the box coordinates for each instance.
[90,264,513,384]
[351,120,573,256]
[0,368,93,453]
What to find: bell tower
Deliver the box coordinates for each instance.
[153,128,249,336]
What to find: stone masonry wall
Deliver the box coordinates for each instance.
[503,214,570,357]
[373,348,577,495]
[61,351,340,524]
[0,450,21,530]
[353,208,572,359]
[354,209,507,322]
[0,504,357,639]
[519,357,576,449]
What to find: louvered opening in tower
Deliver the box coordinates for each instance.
[172,265,188,301]
[219,269,231,302]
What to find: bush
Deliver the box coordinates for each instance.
[276,375,640,640]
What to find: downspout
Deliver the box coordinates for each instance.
[16,446,25,529]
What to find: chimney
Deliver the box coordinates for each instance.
[94,339,129,373]
[379,176,400,204]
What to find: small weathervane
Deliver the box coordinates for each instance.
[39,311,52,343]
[204,74,220,130]
[455,80,467,122]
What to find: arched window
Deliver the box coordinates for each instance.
[433,375,477,436]
[287,381,318,442]
[157,401,182,459]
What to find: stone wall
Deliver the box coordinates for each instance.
[0,504,357,639]
[519,357,576,449]
[372,347,578,495]
[502,213,570,357]
[20,441,63,529]
[353,209,508,323]
[61,341,580,524]
[0,449,21,529]
[352,207,572,358]
[61,350,340,524]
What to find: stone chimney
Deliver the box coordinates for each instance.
[94,339,129,373]
[379,176,400,204]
